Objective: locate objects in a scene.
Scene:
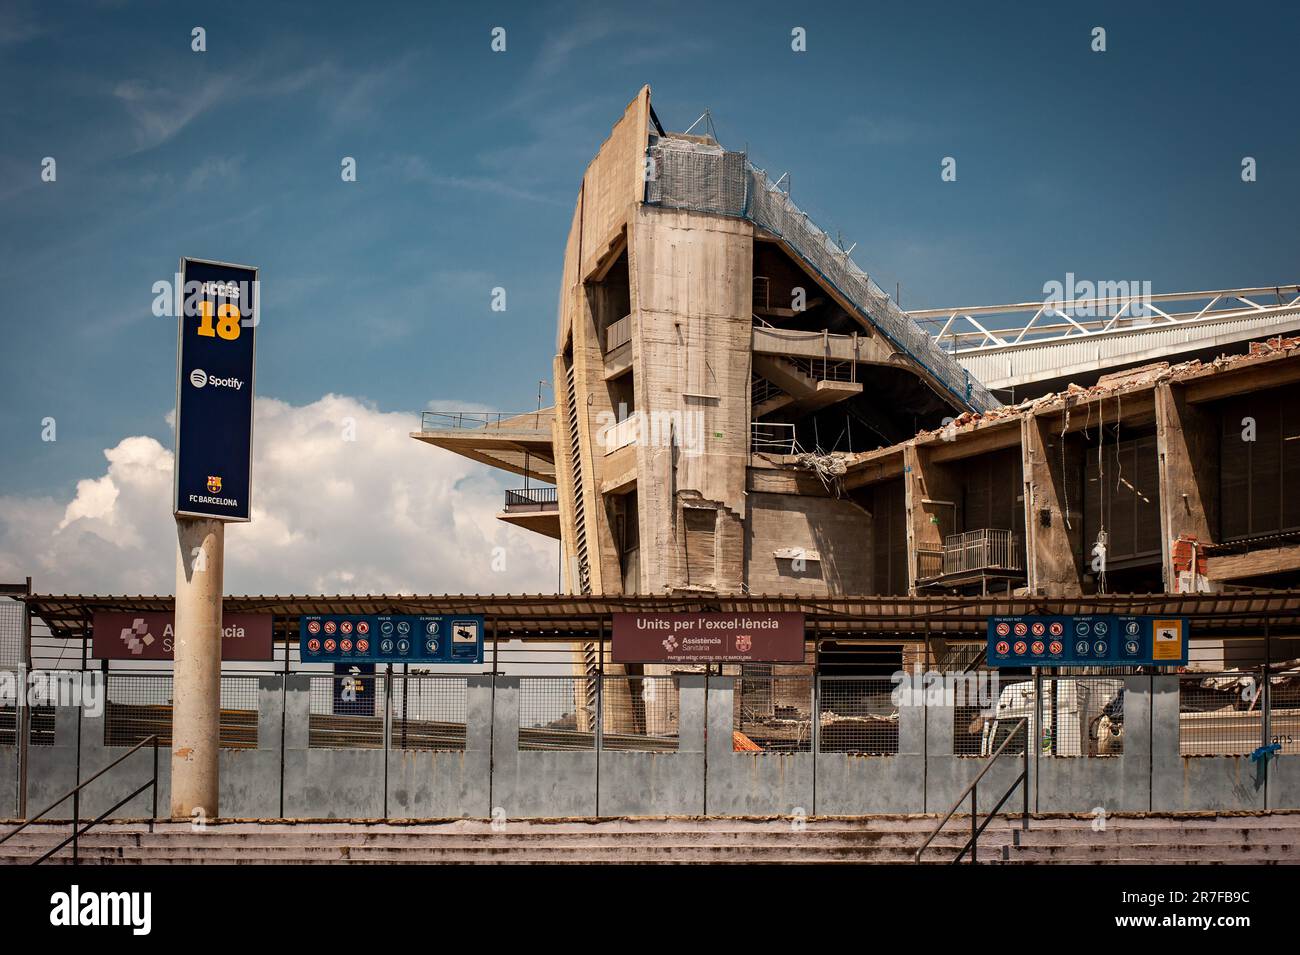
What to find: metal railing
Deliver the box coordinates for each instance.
[645,139,998,412]
[0,735,158,865]
[918,530,1025,581]
[504,487,559,510]
[751,421,797,455]
[915,718,1028,864]
[944,529,1024,576]
[420,410,545,431]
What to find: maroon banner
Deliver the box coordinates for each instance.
[612,612,805,663]
[92,612,274,661]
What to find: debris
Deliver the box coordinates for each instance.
[794,450,849,495]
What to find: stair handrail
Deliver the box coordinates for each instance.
[0,734,159,865]
[914,717,1029,864]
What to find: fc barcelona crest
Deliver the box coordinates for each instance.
[736,634,752,653]
[207,475,222,494]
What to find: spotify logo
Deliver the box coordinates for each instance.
[189,368,208,388]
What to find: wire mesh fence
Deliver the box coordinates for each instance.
[818,677,899,755]
[391,674,467,751]
[1040,677,1125,757]
[0,598,23,669]
[29,704,55,747]
[0,699,13,747]
[308,673,386,749]
[954,675,1124,757]
[103,673,262,749]
[1179,673,1265,756]
[104,674,173,748]
[601,675,679,752]
[731,667,813,753]
[519,676,595,751]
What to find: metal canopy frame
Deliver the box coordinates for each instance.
[912,285,1300,355]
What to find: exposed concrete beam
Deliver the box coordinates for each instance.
[753,326,896,364]
[1183,352,1300,403]
[1207,545,1300,581]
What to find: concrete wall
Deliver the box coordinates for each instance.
[3,673,1296,821]
[745,492,873,596]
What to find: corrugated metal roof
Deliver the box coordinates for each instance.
[25,591,1300,640]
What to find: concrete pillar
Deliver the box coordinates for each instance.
[904,443,961,594]
[1020,413,1084,596]
[1154,382,1220,593]
[170,517,224,819]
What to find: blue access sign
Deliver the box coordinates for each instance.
[987,615,1188,667]
[300,615,484,664]
[174,257,258,521]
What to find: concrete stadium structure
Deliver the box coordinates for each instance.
[415,87,1300,606]
[5,89,1300,857]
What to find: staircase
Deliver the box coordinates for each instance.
[3,814,1297,864]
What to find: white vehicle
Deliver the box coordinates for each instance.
[980,679,1124,757]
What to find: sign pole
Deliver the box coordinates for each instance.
[170,256,259,820]
[171,516,225,819]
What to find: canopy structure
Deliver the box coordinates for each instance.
[25,591,1300,643]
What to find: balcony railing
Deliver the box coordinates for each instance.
[751,421,797,455]
[421,411,544,432]
[504,487,559,511]
[919,529,1025,581]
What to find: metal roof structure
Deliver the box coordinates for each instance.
[25,591,1300,642]
[911,285,1300,393]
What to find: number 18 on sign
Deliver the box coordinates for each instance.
[173,257,258,521]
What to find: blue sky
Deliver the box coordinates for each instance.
[2,0,1298,502]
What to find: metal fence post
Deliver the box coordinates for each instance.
[382,665,393,820]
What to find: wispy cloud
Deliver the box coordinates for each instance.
[393,154,564,206]
[112,75,238,153]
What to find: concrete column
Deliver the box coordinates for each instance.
[170,517,224,819]
[904,442,963,594]
[1020,413,1084,596]
[1154,382,1220,593]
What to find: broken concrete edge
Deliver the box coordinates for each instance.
[836,333,1300,464]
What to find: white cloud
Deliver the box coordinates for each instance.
[0,394,558,596]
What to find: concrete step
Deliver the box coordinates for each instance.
[3,815,1297,865]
